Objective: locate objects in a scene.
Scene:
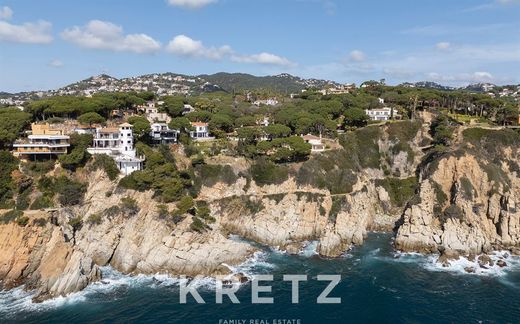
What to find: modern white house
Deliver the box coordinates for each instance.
[253,98,278,106]
[189,122,212,140]
[257,116,270,127]
[87,123,145,175]
[150,123,179,145]
[302,134,325,152]
[182,104,195,115]
[365,107,401,121]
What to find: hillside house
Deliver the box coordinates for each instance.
[13,123,70,159]
[150,123,179,144]
[87,123,144,175]
[302,134,325,152]
[189,122,212,140]
[365,107,400,121]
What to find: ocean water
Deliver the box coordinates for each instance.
[1,233,520,323]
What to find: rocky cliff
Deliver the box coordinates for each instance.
[2,119,519,301]
[396,127,520,256]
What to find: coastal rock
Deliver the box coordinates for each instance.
[496,259,507,267]
[396,151,520,255]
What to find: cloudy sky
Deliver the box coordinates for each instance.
[0,0,519,92]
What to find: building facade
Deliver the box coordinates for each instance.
[87,123,144,175]
[365,107,400,121]
[189,122,210,140]
[302,134,325,152]
[150,123,179,144]
[13,123,70,159]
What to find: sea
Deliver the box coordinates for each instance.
[1,233,519,323]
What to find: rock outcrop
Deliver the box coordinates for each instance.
[396,129,520,255]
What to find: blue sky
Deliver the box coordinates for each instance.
[0,0,519,92]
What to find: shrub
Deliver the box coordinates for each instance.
[120,196,139,216]
[440,204,464,223]
[68,216,83,231]
[16,216,30,227]
[0,151,18,208]
[55,176,87,206]
[190,216,209,233]
[30,195,54,210]
[87,213,103,225]
[297,150,357,194]
[104,205,121,218]
[156,204,169,219]
[92,154,120,180]
[329,196,348,223]
[459,177,475,200]
[33,218,47,227]
[0,209,23,224]
[250,157,288,186]
[24,160,55,176]
[375,177,418,207]
[432,181,448,215]
[194,164,238,187]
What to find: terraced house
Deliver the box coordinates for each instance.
[13,123,70,159]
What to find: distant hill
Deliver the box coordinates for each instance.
[399,81,455,91]
[199,72,339,93]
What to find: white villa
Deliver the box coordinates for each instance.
[253,98,278,106]
[365,107,401,121]
[189,122,212,140]
[87,123,144,175]
[150,123,178,145]
[302,134,325,152]
[182,104,195,115]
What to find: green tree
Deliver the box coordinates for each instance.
[128,116,151,141]
[0,108,32,148]
[163,96,185,117]
[344,108,369,128]
[77,112,105,127]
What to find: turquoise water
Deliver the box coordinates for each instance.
[1,233,520,323]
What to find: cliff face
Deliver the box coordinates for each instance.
[2,120,519,302]
[0,170,253,301]
[396,128,520,255]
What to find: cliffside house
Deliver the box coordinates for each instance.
[150,123,179,145]
[182,104,195,115]
[145,107,171,123]
[365,107,401,121]
[253,98,278,106]
[87,123,144,175]
[189,122,212,140]
[302,134,325,152]
[13,123,70,159]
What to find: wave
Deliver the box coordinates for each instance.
[388,250,520,278]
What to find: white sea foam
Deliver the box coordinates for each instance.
[390,250,520,277]
[299,240,319,257]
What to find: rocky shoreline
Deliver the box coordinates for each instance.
[2,120,519,302]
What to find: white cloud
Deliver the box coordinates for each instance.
[167,0,217,9]
[166,34,232,59]
[0,20,53,44]
[349,50,365,62]
[48,59,64,68]
[436,42,451,50]
[61,20,161,54]
[232,52,295,67]
[427,71,494,82]
[166,34,294,66]
[495,0,520,4]
[0,6,13,20]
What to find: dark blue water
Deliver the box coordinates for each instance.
[2,233,520,323]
